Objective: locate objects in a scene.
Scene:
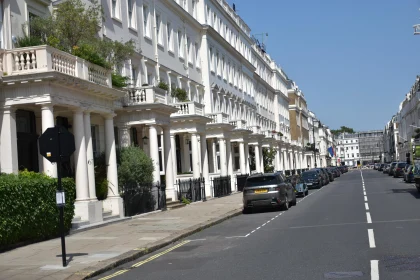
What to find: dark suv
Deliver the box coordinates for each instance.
[242,172,297,213]
[394,162,408,178]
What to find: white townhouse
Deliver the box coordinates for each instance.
[0,0,305,226]
[336,133,360,167]
[390,76,420,162]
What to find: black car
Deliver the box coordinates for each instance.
[302,170,322,189]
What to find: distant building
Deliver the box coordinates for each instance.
[358,130,384,164]
[336,133,360,166]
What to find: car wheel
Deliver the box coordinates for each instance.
[242,207,251,214]
[292,193,297,206]
[282,195,289,211]
[302,190,306,197]
[305,190,309,196]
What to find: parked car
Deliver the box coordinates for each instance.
[378,164,385,171]
[388,162,398,176]
[317,168,330,184]
[383,164,390,174]
[404,165,414,183]
[242,172,296,213]
[374,163,381,170]
[393,162,407,178]
[294,181,309,197]
[325,168,335,181]
[302,170,323,189]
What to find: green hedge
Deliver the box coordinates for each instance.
[0,171,76,248]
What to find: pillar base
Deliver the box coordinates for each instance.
[103,196,124,218]
[165,185,178,202]
[74,200,103,224]
[204,183,211,199]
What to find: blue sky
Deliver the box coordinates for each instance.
[226,0,420,131]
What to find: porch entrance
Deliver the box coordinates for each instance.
[16,110,39,172]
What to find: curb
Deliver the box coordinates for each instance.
[65,207,243,280]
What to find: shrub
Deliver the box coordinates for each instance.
[171,87,188,102]
[117,146,154,191]
[72,44,111,69]
[157,81,169,91]
[94,153,108,200]
[112,73,129,88]
[0,171,76,248]
[15,36,43,48]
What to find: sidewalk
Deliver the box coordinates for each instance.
[0,193,243,280]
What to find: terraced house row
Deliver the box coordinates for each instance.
[0,0,334,226]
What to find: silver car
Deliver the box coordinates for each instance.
[242,172,296,214]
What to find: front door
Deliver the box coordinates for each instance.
[16,110,39,172]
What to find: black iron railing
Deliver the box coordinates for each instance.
[212,175,231,197]
[236,173,249,192]
[121,182,166,217]
[176,177,205,202]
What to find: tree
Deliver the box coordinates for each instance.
[331,126,355,136]
[24,0,136,71]
[263,147,277,173]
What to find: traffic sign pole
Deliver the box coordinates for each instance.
[57,128,67,267]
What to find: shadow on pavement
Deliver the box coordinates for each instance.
[391,188,420,199]
[56,252,88,265]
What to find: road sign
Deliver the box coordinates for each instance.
[39,125,75,267]
[39,126,75,163]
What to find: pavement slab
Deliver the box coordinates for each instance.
[0,193,243,280]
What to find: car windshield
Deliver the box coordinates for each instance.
[246,176,277,187]
[397,163,406,168]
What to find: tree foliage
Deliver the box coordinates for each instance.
[24,0,136,71]
[117,146,154,191]
[331,126,355,136]
[263,147,277,173]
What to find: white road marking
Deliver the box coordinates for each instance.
[363,191,366,196]
[368,229,376,248]
[370,260,379,280]
[366,212,372,224]
[365,203,369,210]
[225,236,247,239]
[364,196,368,202]
[188,238,207,241]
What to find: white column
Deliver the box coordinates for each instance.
[226,138,235,191]
[41,104,57,177]
[276,147,281,171]
[212,139,217,172]
[219,137,227,176]
[200,133,210,197]
[289,150,294,171]
[119,125,131,147]
[149,125,161,184]
[163,127,176,201]
[239,141,246,174]
[0,107,18,174]
[104,115,123,217]
[73,110,90,202]
[244,142,250,174]
[191,133,200,178]
[170,134,178,176]
[182,134,191,172]
[84,112,96,200]
[259,145,264,173]
[254,144,261,172]
[279,148,284,171]
[283,149,288,171]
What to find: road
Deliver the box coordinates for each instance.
[93,169,420,280]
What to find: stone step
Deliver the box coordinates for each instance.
[103,213,121,222]
[71,219,90,229]
[102,209,113,217]
[166,201,186,210]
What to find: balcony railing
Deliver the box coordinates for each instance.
[249,126,261,134]
[1,45,112,87]
[229,120,248,129]
[123,86,167,106]
[207,112,229,124]
[173,102,204,116]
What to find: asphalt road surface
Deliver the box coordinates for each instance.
[94,169,420,280]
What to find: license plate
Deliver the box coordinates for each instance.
[307,183,313,186]
[254,189,268,194]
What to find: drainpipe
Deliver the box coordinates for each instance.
[152,0,159,84]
